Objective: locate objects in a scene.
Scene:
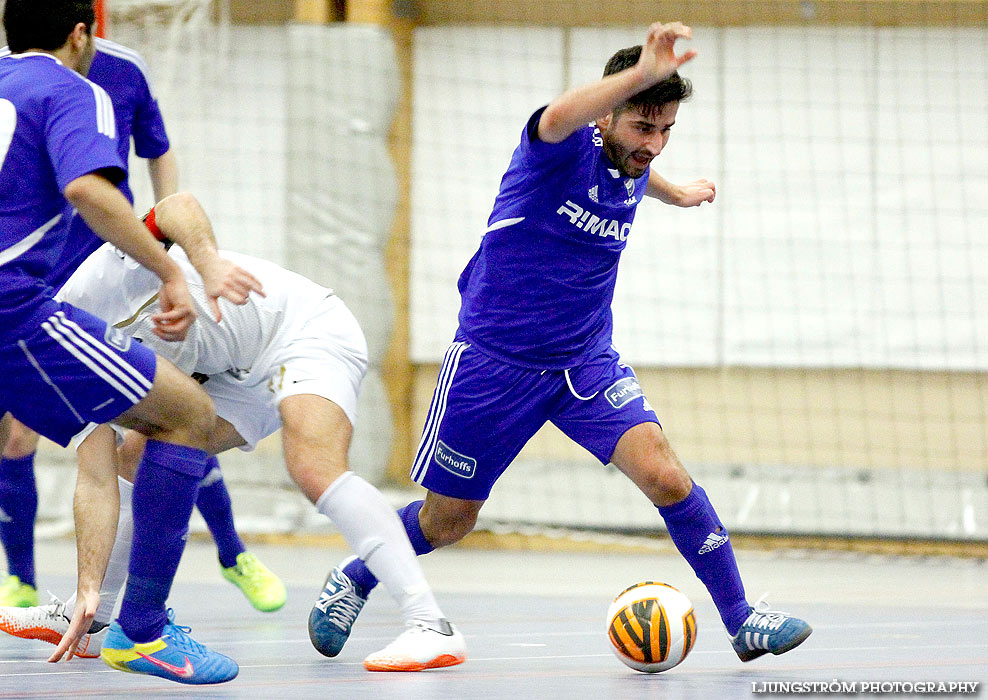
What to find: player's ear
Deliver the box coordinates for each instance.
[69,22,90,49]
[598,112,613,131]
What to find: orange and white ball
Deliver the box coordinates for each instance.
[606,581,697,673]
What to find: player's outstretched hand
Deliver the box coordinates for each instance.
[639,21,696,84]
[48,588,98,663]
[674,178,716,207]
[199,256,266,324]
[152,275,196,341]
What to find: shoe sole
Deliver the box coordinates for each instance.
[101,652,239,684]
[364,653,465,672]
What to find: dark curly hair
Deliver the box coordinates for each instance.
[604,45,692,117]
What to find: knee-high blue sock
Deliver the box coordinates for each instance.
[0,454,37,587]
[342,500,433,595]
[195,457,245,569]
[118,441,208,643]
[658,483,751,635]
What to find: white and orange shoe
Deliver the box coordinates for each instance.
[0,596,108,658]
[363,619,466,672]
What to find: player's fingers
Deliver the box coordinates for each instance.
[48,614,86,662]
[663,22,692,39]
[675,49,698,67]
[208,296,223,323]
[153,326,188,342]
[240,271,265,297]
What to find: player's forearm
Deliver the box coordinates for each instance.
[147,149,179,201]
[538,65,654,144]
[152,191,221,270]
[65,173,183,284]
[73,426,120,598]
[646,170,680,204]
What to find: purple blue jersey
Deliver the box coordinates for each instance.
[457,106,649,370]
[0,52,125,332]
[0,40,170,291]
[88,38,170,204]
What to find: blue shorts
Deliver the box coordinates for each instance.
[0,300,157,447]
[409,338,659,501]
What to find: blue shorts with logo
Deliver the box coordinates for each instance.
[409,335,660,501]
[0,299,157,447]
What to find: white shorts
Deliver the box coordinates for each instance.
[208,293,368,451]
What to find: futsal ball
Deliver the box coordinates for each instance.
[606,581,697,673]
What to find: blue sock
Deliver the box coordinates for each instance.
[658,483,751,635]
[0,454,37,588]
[118,441,208,643]
[342,500,433,595]
[195,457,245,569]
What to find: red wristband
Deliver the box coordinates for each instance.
[143,207,164,241]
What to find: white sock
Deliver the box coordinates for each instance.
[66,476,133,625]
[316,472,444,625]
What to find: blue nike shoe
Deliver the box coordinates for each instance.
[100,611,238,684]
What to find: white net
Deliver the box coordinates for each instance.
[25,2,988,545]
[408,18,988,541]
[32,7,398,536]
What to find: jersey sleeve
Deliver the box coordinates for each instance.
[515,105,588,171]
[130,70,170,159]
[46,79,126,192]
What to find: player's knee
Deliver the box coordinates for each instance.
[2,419,41,458]
[164,388,216,448]
[643,464,693,505]
[639,433,693,505]
[420,501,479,548]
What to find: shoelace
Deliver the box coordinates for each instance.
[322,586,363,629]
[746,597,790,632]
[163,609,206,655]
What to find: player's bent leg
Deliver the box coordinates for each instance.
[0,417,42,607]
[338,492,485,600]
[610,422,811,660]
[114,357,215,448]
[104,360,237,683]
[281,395,458,664]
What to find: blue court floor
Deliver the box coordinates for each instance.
[1,540,985,699]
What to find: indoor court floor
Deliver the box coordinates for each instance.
[1,539,985,699]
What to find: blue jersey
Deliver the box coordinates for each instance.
[0,53,125,334]
[88,38,170,204]
[457,106,649,369]
[47,40,170,290]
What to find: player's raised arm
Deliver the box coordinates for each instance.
[149,192,265,323]
[64,173,194,341]
[538,21,696,144]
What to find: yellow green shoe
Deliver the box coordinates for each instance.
[220,552,286,612]
[0,575,39,607]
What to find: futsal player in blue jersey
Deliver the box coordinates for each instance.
[311,22,812,664]
[0,36,285,615]
[0,0,262,684]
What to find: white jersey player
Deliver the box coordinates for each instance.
[56,192,467,672]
